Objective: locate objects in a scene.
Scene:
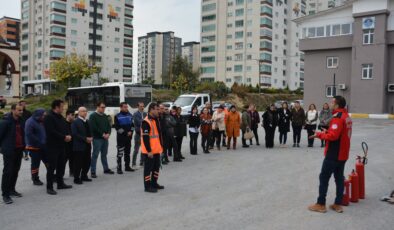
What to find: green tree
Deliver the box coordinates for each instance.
[50,54,100,87]
[142,77,155,85]
[169,55,200,90]
[171,73,189,93]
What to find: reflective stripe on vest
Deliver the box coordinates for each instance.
[140,117,163,154]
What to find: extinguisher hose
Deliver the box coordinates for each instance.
[361,142,368,165]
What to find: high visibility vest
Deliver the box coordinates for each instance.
[141,117,163,154]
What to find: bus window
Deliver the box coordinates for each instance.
[101,86,120,107]
[124,86,151,107]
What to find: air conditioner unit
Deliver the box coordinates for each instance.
[388,84,394,93]
[338,84,347,90]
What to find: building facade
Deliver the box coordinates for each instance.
[306,0,350,15]
[296,0,394,114]
[0,17,20,47]
[20,0,134,89]
[137,31,182,85]
[182,41,201,72]
[200,0,308,90]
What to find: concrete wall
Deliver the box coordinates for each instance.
[304,49,352,110]
[388,45,394,114]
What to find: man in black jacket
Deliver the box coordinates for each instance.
[0,104,25,204]
[71,107,93,184]
[44,100,73,195]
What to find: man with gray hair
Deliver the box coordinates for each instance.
[71,107,93,184]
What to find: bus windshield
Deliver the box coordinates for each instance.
[67,86,120,111]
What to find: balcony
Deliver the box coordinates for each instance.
[261,0,273,6]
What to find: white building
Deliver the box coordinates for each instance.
[137,31,182,85]
[200,0,308,90]
[20,0,134,88]
[182,41,201,72]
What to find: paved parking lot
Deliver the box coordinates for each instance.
[0,119,393,230]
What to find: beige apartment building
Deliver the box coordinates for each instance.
[182,41,201,72]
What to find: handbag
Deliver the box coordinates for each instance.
[244,128,254,140]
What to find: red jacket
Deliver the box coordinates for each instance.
[316,108,352,161]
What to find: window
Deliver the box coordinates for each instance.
[234,65,243,72]
[332,24,341,36]
[50,14,66,23]
[341,24,351,35]
[202,35,216,43]
[235,54,243,61]
[202,3,216,12]
[202,45,216,53]
[260,52,272,61]
[202,14,216,22]
[71,41,77,47]
[363,29,374,45]
[71,30,77,35]
[202,24,216,32]
[261,17,272,27]
[316,27,324,37]
[235,31,244,39]
[326,86,337,98]
[235,9,244,16]
[71,18,78,24]
[201,56,215,63]
[260,64,271,73]
[327,57,338,68]
[235,20,244,28]
[201,66,215,73]
[115,48,120,53]
[261,6,273,15]
[50,38,65,46]
[362,64,373,79]
[247,32,252,37]
[236,0,244,5]
[235,42,243,50]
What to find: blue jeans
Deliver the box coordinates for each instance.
[317,158,346,205]
[91,139,109,173]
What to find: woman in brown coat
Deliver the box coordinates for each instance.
[225,105,241,150]
[200,108,213,154]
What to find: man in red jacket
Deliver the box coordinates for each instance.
[308,96,352,213]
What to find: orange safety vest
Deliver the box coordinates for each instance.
[140,117,163,154]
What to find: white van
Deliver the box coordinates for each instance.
[173,93,211,118]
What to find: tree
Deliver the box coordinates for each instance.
[50,54,100,87]
[171,73,189,93]
[142,77,155,85]
[169,55,200,91]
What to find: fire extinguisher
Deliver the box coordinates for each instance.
[350,169,359,203]
[356,142,368,199]
[342,178,351,206]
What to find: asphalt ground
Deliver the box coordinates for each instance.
[0,119,393,230]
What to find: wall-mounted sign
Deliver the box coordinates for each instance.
[74,0,87,16]
[362,17,375,29]
[108,5,119,22]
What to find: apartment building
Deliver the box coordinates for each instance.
[200,0,307,90]
[182,41,201,72]
[20,0,134,89]
[295,0,394,113]
[306,0,350,15]
[137,31,182,85]
[0,17,20,47]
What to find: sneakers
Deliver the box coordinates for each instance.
[3,196,13,204]
[329,204,344,213]
[10,191,23,198]
[308,203,327,213]
[104,169,115,174]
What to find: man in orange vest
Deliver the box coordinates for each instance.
[141,103,164,193]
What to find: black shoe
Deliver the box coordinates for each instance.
[180,155,185,160]
[125,166,135,172]
[204,150,210,154]
[293,143,297,147]
[81,177,92,182]
[144,187,158,193]
[162,161,168,165]
[74,179,83,185]
[33,179,44,186]
[3,196,13,204]
[47,189,57,195]
[257,143,260,146]
[117,169,123,174]
[153,184,165,190]
[250,142,253,145]
[242,145,250,148]
[104,169,115,174]
[57,183,72,189]
[297,144,300,147]
[91,173,97,178]
[173,158,183,162]
[139,162,144,166]
[10,191,22,198]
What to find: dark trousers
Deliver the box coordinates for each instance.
[208,131,214,148]
[189,132,199,155]
[117,139,131,170]
[1,149,23,197]
[222,132,227,145]
[176,136,184,156]
[292,125,302,144]
[250,127,259,145]
[65,145,73,176]
[242,130,247,146]
[306,124,317,147]
[30,150,47,181]
[161,133,169,161]
[317,158,346,205]
[143,154,161,189]
[46,147,66,189]
[132,133,143,166]
[201,134,209,152]
[168,135,180,160]
[73,146,91,180]
[279,132,288,144]
[264,128,275,148]
[214,130,224,148]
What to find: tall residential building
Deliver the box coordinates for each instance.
[20,0,134,86]
[137,31,182,85]
[200,0,306,90]
[182,41,201,72]
[295,0,394,113]
[0,17,20,47]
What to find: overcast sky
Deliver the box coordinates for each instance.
[0,0,201,76]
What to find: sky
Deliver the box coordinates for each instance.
[0,0,201,76]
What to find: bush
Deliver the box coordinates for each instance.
[195,81,229,99]
[231,83,249,98]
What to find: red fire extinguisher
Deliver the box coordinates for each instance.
[350,170,359,203]
[356,142,368,199]
[342,178,351,206]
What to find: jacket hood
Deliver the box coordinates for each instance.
[32,109,46,120]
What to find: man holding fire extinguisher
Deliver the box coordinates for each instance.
[308,96,352,213]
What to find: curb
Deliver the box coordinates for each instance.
[350,113,394,120]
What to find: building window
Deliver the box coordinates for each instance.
[327,57,338,68]
[202,24,216,32]
[235,9,244,16]
[235,31,244,39]
[363,29,374,45]
[326,86,337,98]
[362,64,373,79]
[234,65,243,72]
[202,3,216,12]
